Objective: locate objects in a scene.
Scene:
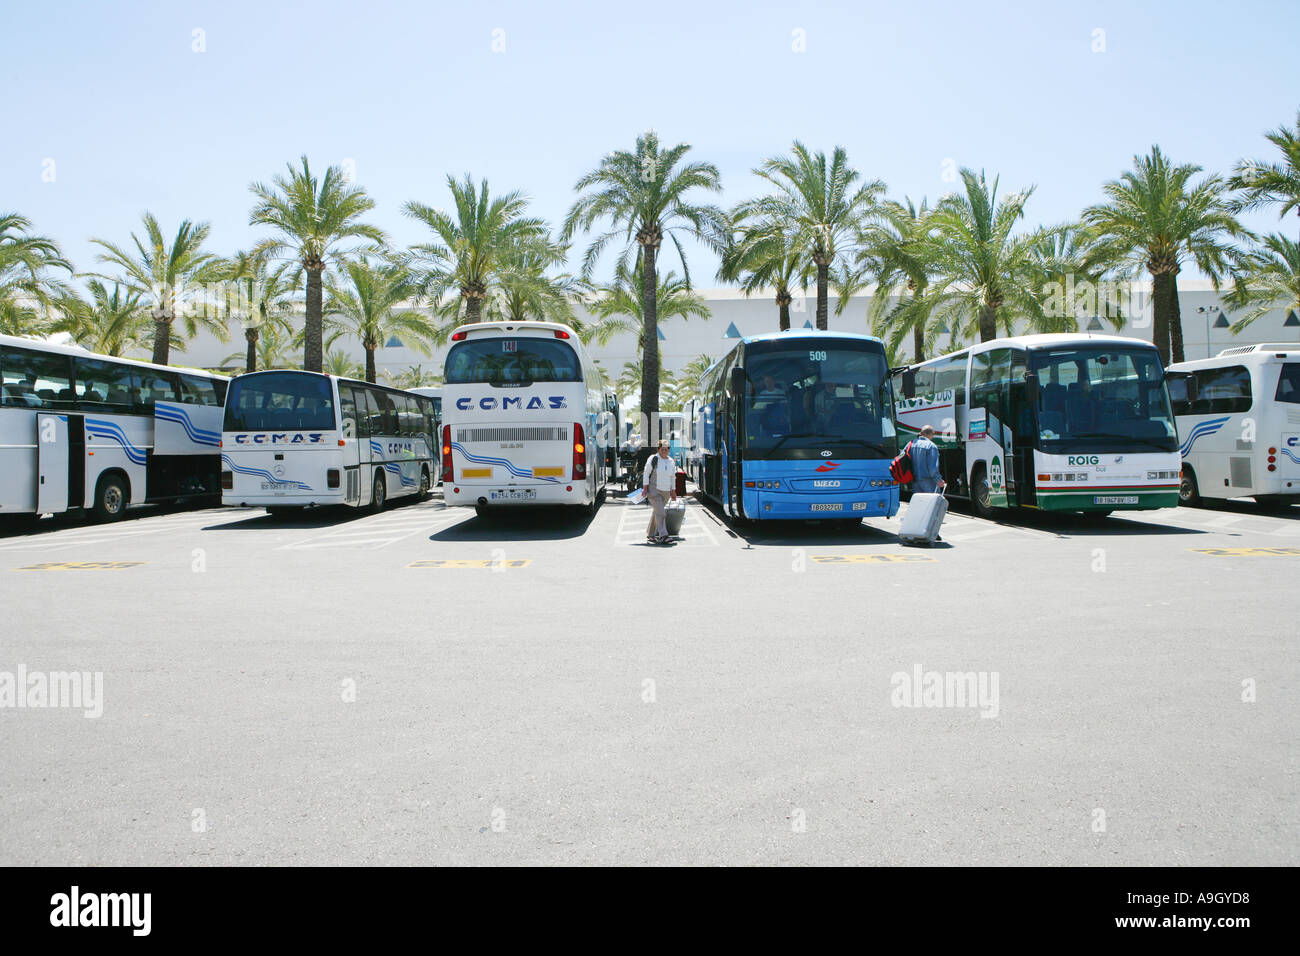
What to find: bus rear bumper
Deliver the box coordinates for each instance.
[1035,489,1180,511]
[444,482,590,507]
[222,492,346,509]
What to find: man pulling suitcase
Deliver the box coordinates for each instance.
[900,425,947,546]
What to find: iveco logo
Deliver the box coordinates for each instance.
[813,480,841,488]
[820,450,832,457]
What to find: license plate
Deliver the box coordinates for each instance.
[810,502,843,512]
[260,482,290,493]
[1094,496,1138,505]
[489,489,537,501]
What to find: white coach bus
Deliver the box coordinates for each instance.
[221,370,436,514]
[0,333,228,523]
[1166,344,1300,509]
[439,321,610,517]
[892,333,1182,518]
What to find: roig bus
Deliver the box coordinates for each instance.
[221,370,436,514]
[691,331,901,525]
[892,333,1182,518]
[439,321,610,516]
[1166,343,1300,508]
[0,333,227,523]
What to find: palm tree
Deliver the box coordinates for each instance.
[223,320,298,371]
[718,215,808,331]
[387,364,443,389]
[217,251,298,373]
[324,257,432,383]
[616,355,676,405]
[926,169,1049,344]
[1084,147,1248,365]
[856,197,940,362]
[1025,222,1128,334]
[0,213,74,336]
[404,175,551,330]
[580,259,709,348]
[89,213,224,365]
[676,353,717,402]
[733,142,883,332]
[563,130,727,416]
[1229,110,1300,241]
[249,156,385,372]
[487,236,586,325]
[1223,233,1300,335]
[55,279,152,356]
[322,348,366,380]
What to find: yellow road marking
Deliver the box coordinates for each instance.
[812,554,937,564]
[1190,547,1300,557]
[407,559,532,569]
[17,561,146,571]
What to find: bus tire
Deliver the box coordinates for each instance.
[266,506,295,518]
[970,464,994,520]
[418,467,432,501]
[1082,509,1113,521]
[370,470,387,512]
[92,473,129,522]
[1179,466,1201,507]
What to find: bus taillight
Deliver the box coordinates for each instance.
[441,425,454,483]
[572,423,587,480]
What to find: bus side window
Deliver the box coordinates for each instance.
[1166,372,1193,415]
[2,347,74,409]
[178,373,219,406]
[339,386,358,440]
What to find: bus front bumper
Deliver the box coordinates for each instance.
[742,488,900,519]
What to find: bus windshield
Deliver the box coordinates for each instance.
[1030,347,1176,452]
[445,338,581,385]
[743,342,894,457]
[224,373,337,431]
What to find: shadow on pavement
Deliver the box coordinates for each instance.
[430,504,596,542]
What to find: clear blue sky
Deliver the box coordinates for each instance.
[4,0,1297,283]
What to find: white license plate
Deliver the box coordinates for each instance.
[489,489,537,501]
[260,482,290,493]
[810,502,843,512]
[1094,496,1138,505]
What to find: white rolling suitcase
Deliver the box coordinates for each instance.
[899,493,947,546]
[664,501,686,537]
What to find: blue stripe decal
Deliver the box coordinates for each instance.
[1280,446,1300,465]
[383,461,416,487]
[1179,416,1230,457]
[155,404,220,446]
[451,442,562,482]
[221,454,312,490]
[85,418,148,465]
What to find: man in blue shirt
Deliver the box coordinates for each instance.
[910,425,946,495]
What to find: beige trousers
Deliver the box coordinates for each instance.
[646,489,669,538]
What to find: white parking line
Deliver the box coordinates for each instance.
[614,499,718,547]
[0,510,238,552]
[276,506,465,551]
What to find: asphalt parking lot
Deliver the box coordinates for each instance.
[1,488,1296,865]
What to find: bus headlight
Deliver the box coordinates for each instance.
[1147,470,1179,480]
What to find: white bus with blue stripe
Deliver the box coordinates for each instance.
[221,370,436,513]
[439,321,610,516]
[691,331,901,525]
[0,333,228,523]
[1166,344,1300,508]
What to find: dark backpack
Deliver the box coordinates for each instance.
[889,441,914,484]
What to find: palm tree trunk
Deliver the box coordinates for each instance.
[465,294,482,323]
[1150,272,1173,366]
[778,299,790,331]
[366,347,377,384]
[913,321,925,363]
[245,329,258,373]
[304,265,324,372]
[978,304,997,343]
[151,318,170,365]
[815,262,829,331]
[640,244,660,415]
[1168,278,1186,364]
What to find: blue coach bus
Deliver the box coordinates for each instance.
[690,331,901,525]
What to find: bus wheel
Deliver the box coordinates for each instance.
[970,464,994,520]
[1082,510,1113,521]
[370,470,387,512]
[92,474,129,522]
[418,468,431,501]
[1179,466,1201,507]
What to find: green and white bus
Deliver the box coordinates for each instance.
[891,333,1182,518]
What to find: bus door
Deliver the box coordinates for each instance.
[36,412,81,514]
[1007,350,1036,507]
[338,385,363,505]
[354,386,377,505]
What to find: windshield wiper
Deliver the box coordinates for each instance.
[763,433,891,457]
[1064,432,1174,450]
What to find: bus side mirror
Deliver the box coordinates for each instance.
[729,367,746,396]
[902,370,915,398]
[1024,373,1040,404]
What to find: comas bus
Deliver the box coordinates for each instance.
[891,333,1181,518]
[1166,343,1300,509]
[439,321,611,517]
[690,331,901,526]
[221,370,436,514]
[0,333,227,524]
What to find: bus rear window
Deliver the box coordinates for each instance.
[444,338,580,385]
[224,373,336,431]
[1276,364,1300,404]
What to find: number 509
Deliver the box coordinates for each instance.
[809,350,827,362]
